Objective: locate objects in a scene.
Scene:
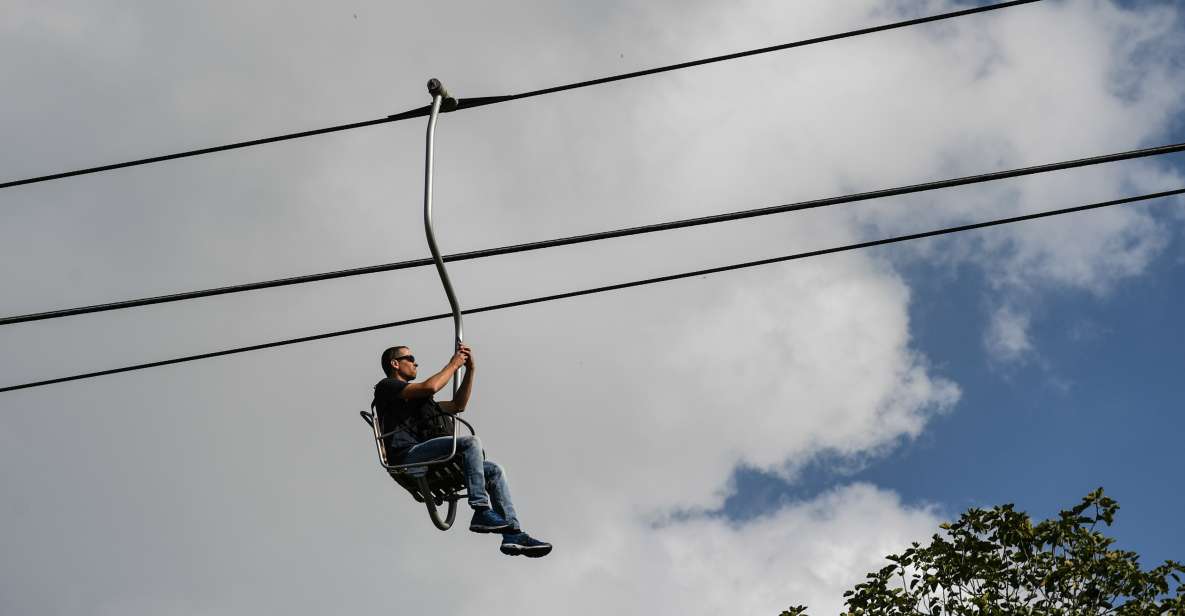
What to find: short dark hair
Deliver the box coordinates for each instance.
[380,346,408,377]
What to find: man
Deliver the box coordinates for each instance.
[373,343,552,557]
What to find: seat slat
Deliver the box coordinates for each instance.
[389,460,466,504]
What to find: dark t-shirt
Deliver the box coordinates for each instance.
[372,378,454,461]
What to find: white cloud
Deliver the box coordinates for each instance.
[644,484,941,616]
[452,483,942,616]
[845,0,1184,289]
[657,254,959,502]
[985,304,1034,362]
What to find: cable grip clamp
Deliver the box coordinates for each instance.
[427,78,459,111]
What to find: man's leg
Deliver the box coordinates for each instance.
[483,459,552,558]
[401,435,491,510]
[483,460,520,531]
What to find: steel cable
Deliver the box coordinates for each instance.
[0,0,1041,190]
[3,139,1182,327]
[2,186,1179,394]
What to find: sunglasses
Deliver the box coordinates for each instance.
[393,354,416,364]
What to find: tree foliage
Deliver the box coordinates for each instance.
[781,489,1184,615]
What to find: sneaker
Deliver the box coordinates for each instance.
[469,508,514,534]
[500,532,553,558]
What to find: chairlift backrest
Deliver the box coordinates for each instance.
[361,408,392,468]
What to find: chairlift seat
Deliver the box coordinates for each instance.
[360,408,475,530]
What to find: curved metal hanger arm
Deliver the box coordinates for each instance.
[423,78,465,398]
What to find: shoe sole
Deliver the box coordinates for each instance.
[469,523,514,534]
[500,544,553,558]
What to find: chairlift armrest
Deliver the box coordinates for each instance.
[362,410,475,437]
[384,416,475,473]
[453,415,476,436]
[363,407,478,473]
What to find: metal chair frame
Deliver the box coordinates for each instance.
[360,408,475,531]
[365,78,471,531]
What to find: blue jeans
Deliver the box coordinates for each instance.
[401,435,519,529]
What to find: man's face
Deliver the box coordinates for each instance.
[391,347,418,381]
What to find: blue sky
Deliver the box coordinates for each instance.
[723,155,1185,567]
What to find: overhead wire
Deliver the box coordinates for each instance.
[4,139,1182,327]
[2,186,1180,394]
[0,0,1042,191]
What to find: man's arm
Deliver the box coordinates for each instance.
[399,345,469,401]
[439,348,475,414]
